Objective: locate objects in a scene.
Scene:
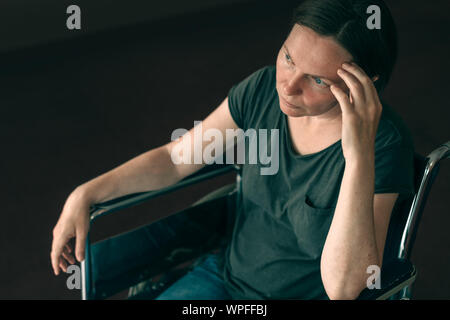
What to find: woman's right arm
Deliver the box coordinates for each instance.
[51,96,239,275]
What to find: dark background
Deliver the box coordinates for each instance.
[0,0,449,299]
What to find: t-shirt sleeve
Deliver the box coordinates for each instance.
[374,126,415,197]
[227,66,270,130]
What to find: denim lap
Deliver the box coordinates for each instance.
[154,253,232,300]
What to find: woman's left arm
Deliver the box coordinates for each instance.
[321,62,399,300]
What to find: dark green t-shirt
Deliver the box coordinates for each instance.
[218,65,415,300]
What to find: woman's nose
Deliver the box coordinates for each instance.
[284,76,303,96]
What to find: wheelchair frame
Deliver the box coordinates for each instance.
[80,141,449,300]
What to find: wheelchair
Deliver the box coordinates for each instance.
[80,141,450,300]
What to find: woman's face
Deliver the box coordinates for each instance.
[276,24,354,119]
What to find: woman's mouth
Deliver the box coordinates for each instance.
[281,96,300,108]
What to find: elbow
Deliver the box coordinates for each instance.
[325,285,362,300]
[323,277,365,300]
[321,258,379,300]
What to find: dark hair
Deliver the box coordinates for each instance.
[289,0,398,93]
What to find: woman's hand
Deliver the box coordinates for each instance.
[330,62,382,162]
[51,187,91,275]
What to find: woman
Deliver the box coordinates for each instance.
[51,0,414,300]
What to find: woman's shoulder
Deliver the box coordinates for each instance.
[229,64,276,102]
[244,64,276,86]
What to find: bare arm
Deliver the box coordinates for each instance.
[323,62,399,299]
[320,154,397,299]
[78,96,238,204]
[77,145,182,204]
[51,96,238,275]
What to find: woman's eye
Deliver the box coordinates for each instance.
[284,53,292,63]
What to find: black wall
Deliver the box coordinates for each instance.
[0,0,449,299]
[0,0,253,53]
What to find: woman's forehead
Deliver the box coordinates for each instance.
[284,24,353,76]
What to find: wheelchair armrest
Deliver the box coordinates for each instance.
[88,163,240,223]
[82,162,240,299]
[356,258,417,300]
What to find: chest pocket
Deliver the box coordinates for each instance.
[287,194,335,260]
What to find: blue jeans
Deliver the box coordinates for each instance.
[154,252,233,300]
